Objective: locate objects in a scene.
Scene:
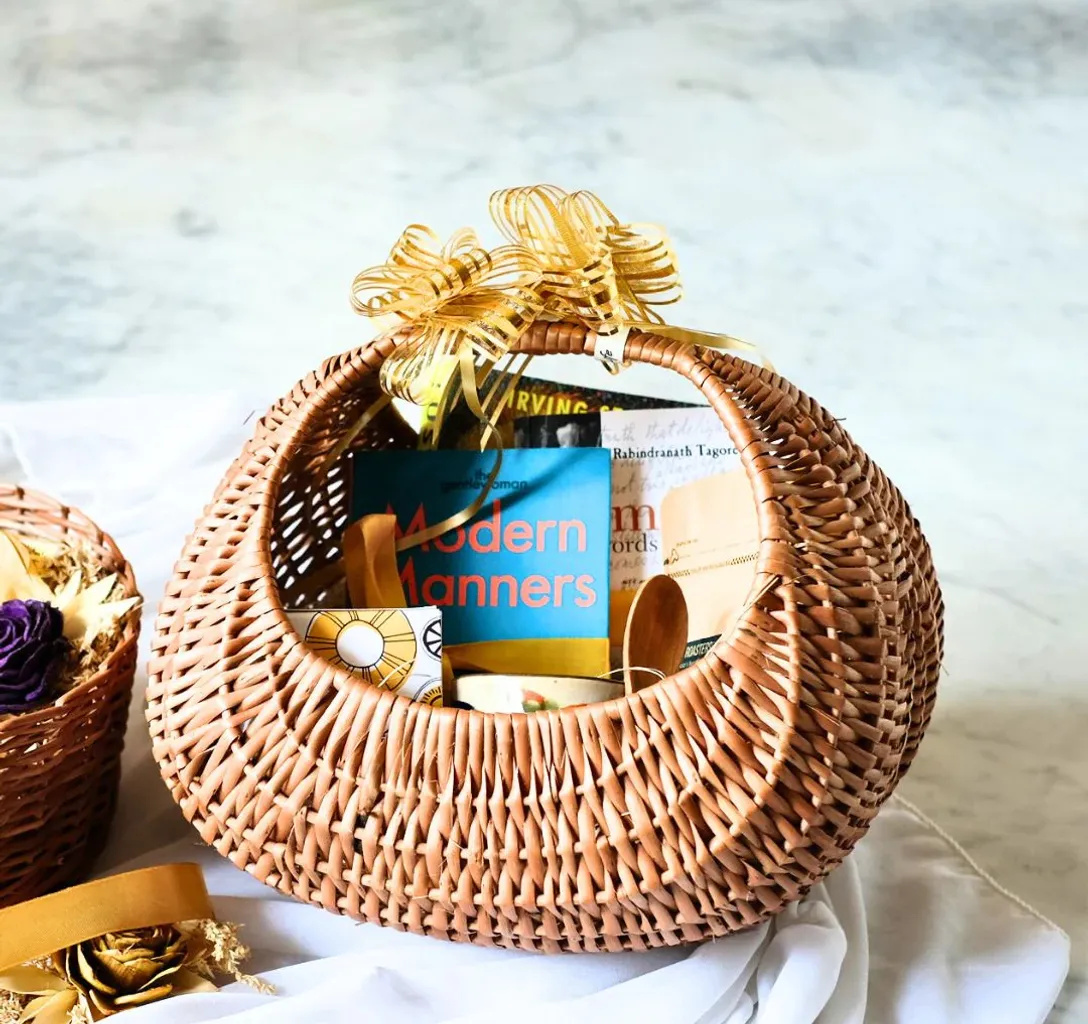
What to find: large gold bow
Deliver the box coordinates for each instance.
[351,185,753,418]
[488,184,681,332]
[343,186,766,551]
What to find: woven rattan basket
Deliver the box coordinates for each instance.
[147,323,943,952]
[0,486,139,907]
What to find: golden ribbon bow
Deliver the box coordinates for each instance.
[351,185,765,423]
[351,223,543,409]
[487,184,682,337]
[342,185,767,551]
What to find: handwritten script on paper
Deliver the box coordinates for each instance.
[600,407,743,591]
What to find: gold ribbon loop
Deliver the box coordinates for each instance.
[0,864,213,972]
[352,225,542,405]
[489,184,682,333]
[350,185,769,414]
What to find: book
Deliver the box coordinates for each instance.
[422,371,696,450]
[350,448,612,676]
[512,405,752,653]
[287,607,443,704]
[600,406,745,592]
[513,412,602,450]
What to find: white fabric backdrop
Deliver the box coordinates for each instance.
[0,393,1070,1024]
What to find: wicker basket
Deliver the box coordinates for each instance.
[147,323,943,952]
[0,486,140,908]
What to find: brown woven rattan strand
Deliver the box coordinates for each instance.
[147,323,943,952]
[0,486,140,908]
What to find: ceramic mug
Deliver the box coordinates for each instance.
[452,673,626,713]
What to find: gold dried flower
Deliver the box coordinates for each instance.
[0,530,139,700]
[0,914,267,1023]
[56,927,214,1017]
[0,863,269,1023]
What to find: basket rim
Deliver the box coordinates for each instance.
[145,320,941,947]
[0,484,140,733]
[250,322,802,733]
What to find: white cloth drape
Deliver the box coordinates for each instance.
[0,392,1069,1024]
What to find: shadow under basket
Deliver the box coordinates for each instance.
[147,322,943,953]
[0,486,140,908]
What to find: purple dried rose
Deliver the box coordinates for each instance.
[0,599,67,714]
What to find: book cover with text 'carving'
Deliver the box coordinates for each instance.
[350,448,611,656]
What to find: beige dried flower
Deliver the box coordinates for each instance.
[0,530,139,696]
[0,989,26,1024]
[181,920,273,994]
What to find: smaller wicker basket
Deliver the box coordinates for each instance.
[0,486,140,908]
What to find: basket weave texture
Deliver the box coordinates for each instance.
[147,323,943,952]
[0,486,139,908]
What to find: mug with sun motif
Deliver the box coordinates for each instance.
[287,607,443,705]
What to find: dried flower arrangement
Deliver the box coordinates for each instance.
[0,920,267,1024]
[0,531,139,716]
[0,865,272,1024]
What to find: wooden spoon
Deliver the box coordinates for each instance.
[622,574,689,694]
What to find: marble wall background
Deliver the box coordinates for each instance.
[2,0,1085,1018]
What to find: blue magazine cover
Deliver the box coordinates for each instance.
[350,448,611,665]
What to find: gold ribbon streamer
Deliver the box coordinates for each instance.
[0,864,213,972]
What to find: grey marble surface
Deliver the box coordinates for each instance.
[2,0,1086,1019]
